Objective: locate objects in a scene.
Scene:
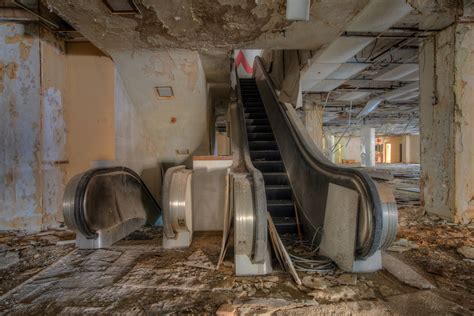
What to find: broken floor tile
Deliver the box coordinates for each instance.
[382,252,435,289]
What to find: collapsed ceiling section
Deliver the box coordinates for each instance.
[299,0,461,136]
[43,0,376,84]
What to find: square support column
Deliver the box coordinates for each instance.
[360,127,376,167]
[419,23,474,223]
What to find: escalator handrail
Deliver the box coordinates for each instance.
[253,56,385,258]
[65,166,161,239]
[232,68,268,264]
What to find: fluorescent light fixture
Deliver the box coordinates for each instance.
[103,0,139,14]
[336,91,370,101]
[347,0,413,32]
[155,86,174,99]
[314,37,374,64]
[381,82,419,101]
[286,0,310,21]
[327,63,369,80]
[374,64,419,81]
[357,98,384,118]
[304,80,346,92]
[302,63,341,81]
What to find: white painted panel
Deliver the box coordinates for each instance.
[328,63,369,80]
[305,80,346,92]
[315,37,374,64]
[302,63,341,80]
[347,0,413,33]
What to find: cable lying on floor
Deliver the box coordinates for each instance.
[282,227,336,274]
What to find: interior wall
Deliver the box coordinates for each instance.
[112,50,210,167]
[381,136,403,163]
[64,42,115,180]
[1,23,43,230]
[0,23,70,230]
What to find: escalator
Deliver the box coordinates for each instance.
[232,57,397,270]
[240,78,299,235]
[63,167,161,248]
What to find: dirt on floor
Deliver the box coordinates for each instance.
[0,164,472,314]
[0,229,75,296]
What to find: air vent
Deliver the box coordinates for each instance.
[155,86,175,100]
[103,0,139,14]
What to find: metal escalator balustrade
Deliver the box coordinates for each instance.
[63,167,161,248]
[240,78,299,236]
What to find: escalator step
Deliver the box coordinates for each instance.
[253,161,285,172]
[265,185,292,200]
[267,200,295,217]
[250,150,281,161]
[244,112,267,119]
[262,172,289,185]
[272,217,298,235]
[244,107,266,114]
[248,141,278,150]
[247,133,274,141]
[245,119,270,126]
[247,125,272,133]
[243,103,264,108]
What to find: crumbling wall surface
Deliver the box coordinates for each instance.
[113,50,210,165]
[420,26,456,220]
[420,23,474,222]
[40,27,67,226]
[454,23,474,223]
[0,23,68,231]
[0,23,42,230]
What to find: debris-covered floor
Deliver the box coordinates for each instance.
[1,164,473,314]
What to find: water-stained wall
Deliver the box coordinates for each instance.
[420,23,474,223]
[0,23,67,230]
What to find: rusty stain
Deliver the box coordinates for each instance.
[19,42,31,61]
[4,171,14,186]
[5,34,21,44]
[170,116,177,123]
[8,101,18,119]
[6,62,18,80]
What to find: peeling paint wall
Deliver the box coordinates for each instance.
[420,23,474,223]
[453,23,474,223]
[0,23,67,230]
[113,50,210,166]
[0,23,42,230]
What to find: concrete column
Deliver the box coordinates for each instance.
[419,22,474,223]
[302,95,324,150]
[360,127,375,167]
